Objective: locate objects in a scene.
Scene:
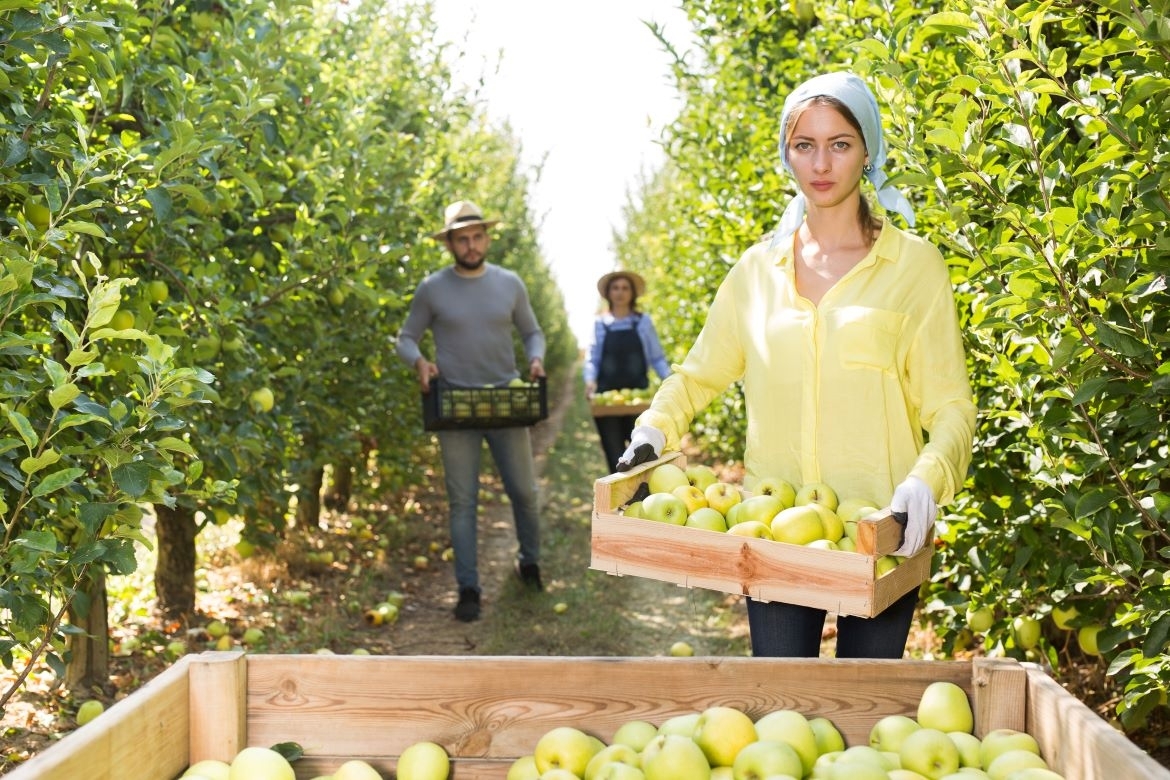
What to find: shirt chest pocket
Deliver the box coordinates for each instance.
[829,306,907,373]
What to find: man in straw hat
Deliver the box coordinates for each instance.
[397,200,546,622]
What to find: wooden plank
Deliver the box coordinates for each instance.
[1022,662,1170,780]
[188,650,249,764]
[592,451,686,511]
[4,655,194,780]
[970,656,1028,736]
[241,655,976,766]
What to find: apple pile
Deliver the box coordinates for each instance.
[623,462,902,576]
[503,679,1066,780]
[592,387,655,406]
[179,739,450,780]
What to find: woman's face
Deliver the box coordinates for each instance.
[607,277,634,307]
[785,102,868,212]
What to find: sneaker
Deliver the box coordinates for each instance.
[517,563,543,592]
[454,588,480,622]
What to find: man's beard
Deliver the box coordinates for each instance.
[454,251,485,272]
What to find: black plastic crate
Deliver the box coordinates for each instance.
[422,377,548,431]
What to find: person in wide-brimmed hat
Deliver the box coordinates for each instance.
[613,72,975,660]
[429,200,501,240]
[398,198,545,622]
[582,268,671,473]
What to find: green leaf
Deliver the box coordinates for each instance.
[1074,488,1116,519]
[31,467,85,497]
[48,383,80,410]
[3,405,38,451]
[112,461,153,497]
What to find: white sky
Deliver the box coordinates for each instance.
[430,1,691,346]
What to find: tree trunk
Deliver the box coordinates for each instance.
[326,459,354,510]
[65,568,109,691]
[296,465,324,532]
[154,504,197,619]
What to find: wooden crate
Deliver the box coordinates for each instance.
[7,653,1166,780]
[591,452,930,617]
[589,402,650,418]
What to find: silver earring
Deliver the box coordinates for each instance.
[863,163,873,173]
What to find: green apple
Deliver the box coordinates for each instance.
[704,481,743,516]
[946,731,982,769]
[205,619,229,639]
[752,709,817,775]
[624,501,644,519]
[249,387,276,413]
[242,627,265,645]
[869,714,922,753]
[593,762,646,780]
[228,747,295,780]
[965,605,994,634]
[506,755,540,780]
[612,720,660,752]
[686,464,720,492]
[917,681,974,734]
[534,726,599,776]
[809,504,844,542]
[806,539,838,551]
[794,481,839,511]
[827,762,889,780]
[649,463,690,495]
[899,728,960,779]
[724,502,745,528]
[166,640,187,659]
[183,760,231,780]
[111,309,136,330]
[23,198,51,228]
[1077,624,1103,656]
[888,771,932,780]
[808,716,846,755]
[685,507,728,532]
[710,767,735,780]
[1050,603,1078,631]
[836,498,881,524]
[76,699,104,726]
[332,759,382,780]
[731,739,802,780]
[655,713,701,738]
[540,769,581,780]
[672,484,709,514]
[875,555,900,577]
[1010,616,1041,650]
[842,744,895,769]
[752,475,797,508]
[641,734,712,780]
[978,729,1040,770]
[146,279,169,303]
[769,505,825,546]
[734,494,785,526]
[584,743,642,780]
[395,740,450,780]
[726,520,773,540]
[642,493,689,525]
[693,705,757,768]
[985,749,1049,780]
[836,536,858,553]
[670,640,695,657]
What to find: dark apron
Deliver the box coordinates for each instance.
[597,319,648,392]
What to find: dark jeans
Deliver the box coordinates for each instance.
[594,414,637,473]
[746,587,919,658]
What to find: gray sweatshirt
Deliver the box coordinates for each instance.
[396,264,546,387]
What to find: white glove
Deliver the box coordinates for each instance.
[890,475,937,557]
[615,425,666,472]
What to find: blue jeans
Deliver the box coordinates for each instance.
[746,588,919,658]
[437,427,541,592]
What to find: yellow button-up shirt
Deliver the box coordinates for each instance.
[639,220,976,507]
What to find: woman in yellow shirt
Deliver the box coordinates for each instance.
[618,72,976,658]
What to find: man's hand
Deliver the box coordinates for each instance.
[529,357,546,382]
[584,381,596,400]
[415,358,440,392]
[890,475,937,556]
[616,425,666,472]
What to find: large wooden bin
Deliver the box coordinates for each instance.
[591,452,930,617]
[6,653,1166,779]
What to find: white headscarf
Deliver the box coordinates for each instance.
[770,72,915,249]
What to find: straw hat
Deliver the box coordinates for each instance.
[430,200,500,239]
[597,270,646,299]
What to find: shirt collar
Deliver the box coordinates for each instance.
[770,218,900,268]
